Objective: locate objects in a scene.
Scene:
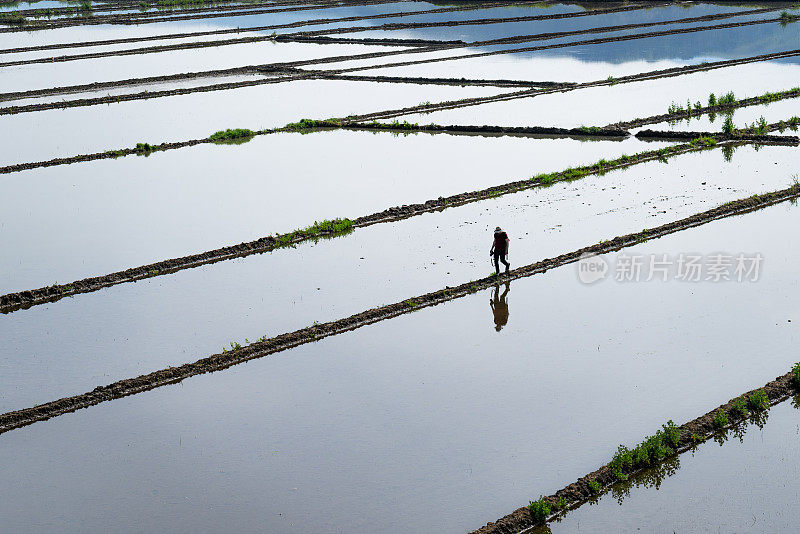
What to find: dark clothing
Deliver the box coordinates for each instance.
[493,252,510,274]
[490,283,510,331]
[493,231,509,254]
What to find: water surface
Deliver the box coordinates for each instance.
[0,198,798,534]
[538,398,800,533]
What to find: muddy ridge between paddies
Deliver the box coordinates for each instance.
[1,183,799,435]
[0,9,786,71]
[4,48,798,124]
[0,1,665,53]
[5,131,792,314]
[7,0,753,66]
[0,0,681,35]
[0,0,427,32]
[470,370,800,534]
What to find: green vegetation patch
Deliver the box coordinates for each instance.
[712,409,729,429]
[722,115,735,135]
[0,11,25,24]
[360,119,422,131]
[747,389,769,411]
[779,10,799,24]
[157,0,232,9]
[529,139,714,190]
[730,397,749,418]
[608,421,680,481]
[527,497,551,522]
[284,118,341,131]
[689,136,717,148]
[134,142,159,156]
[275,218,354,246]
[209,128,255,142]
[746,116,769,135]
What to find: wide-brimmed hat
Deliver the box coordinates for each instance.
[494,226,502,233]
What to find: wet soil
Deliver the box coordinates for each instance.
[634,129,798,143]
[314,74,573,87]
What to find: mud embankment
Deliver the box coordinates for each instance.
[0,69,559,103]
[0,66,264,103]
[609,88,800,130]
[258,14,796,72]
[470,371,800,534]
[1,7,776,70]
[0,33,412,69]
[0,133,787,314]
[317,74,573,87]
[8,0,300,18]
[0,0,519,53]
[635,129,798,144]
[346,122,629,138]
[4,44,798,118]
[342,49,800,124]
[1,184,799,435]
[0,0,430,32]
[0,0,662,36]
[290,4,777,38]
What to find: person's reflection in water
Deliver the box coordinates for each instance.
[490,281,510,332]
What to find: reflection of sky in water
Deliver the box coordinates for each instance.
[0,198,798,534]
[1,4,799,533]
[222,2,800,64]
[379,59,800,127]
[0,135,665,293]
[393,14,800,65]
[542,399,800,533]
[1,142,795,409]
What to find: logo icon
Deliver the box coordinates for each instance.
[577,253,609,284]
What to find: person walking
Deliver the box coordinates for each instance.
[490,226,510,275]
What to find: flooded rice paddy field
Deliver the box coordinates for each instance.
[0,41,412,92]
[4,142,796,413]
[333,4,784,42]
[377,60,800,127]
[0,81,512,164]
[2,134,666,290]
[2,0,800,532]
[536,398,800,533]
[0,200,799,533]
